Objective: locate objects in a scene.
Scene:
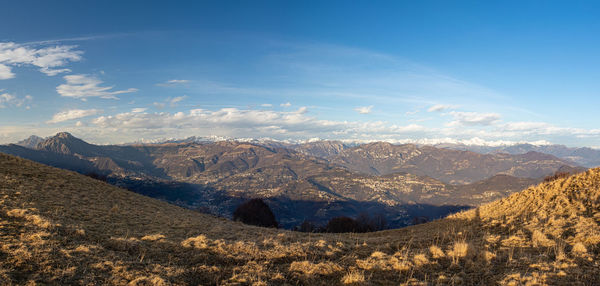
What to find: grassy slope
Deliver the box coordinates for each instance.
[0,153,598,285]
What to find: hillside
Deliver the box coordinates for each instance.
[329,142,577,184]
[1,153,599,285]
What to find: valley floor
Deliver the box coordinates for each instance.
[1,153,598,285]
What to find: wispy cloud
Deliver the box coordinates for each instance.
[152,96,188,108]
[447,111,501,126]
[156,79,190,87]
[56,74,138,100]
[0,42,82,78]
[169,95,187,106]
[0,92,32,108]
[427,104,457,112]
[131,108,147,113]
[280,102,291,107]
[47,109,102,124]
[354,105,373,114]
[23,33,131,45]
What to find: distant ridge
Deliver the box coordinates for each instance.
[328,142,579,184]
[435,142,600,168]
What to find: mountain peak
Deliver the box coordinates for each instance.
[36,132,98,156]
[15,135,45,149]
[54,132,76,139]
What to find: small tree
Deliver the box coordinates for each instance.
[233,198,278,228]
[298,220,316,232]
[371,213,387,231]
[355,212,388,232]
[355,212,374,232]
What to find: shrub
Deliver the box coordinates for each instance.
[543,171,572,182]
[85,171,108,182]
[233,199,278,228]
[297,220,316,232]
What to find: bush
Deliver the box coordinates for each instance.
[543,171,572,182]
[85,172,108,182]
[233,199,278,228]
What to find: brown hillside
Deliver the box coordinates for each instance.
[1,153,598,285]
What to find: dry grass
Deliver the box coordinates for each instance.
[1,153,599,285]
[340,270,365,285]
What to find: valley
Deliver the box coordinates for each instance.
[0,132,582,229]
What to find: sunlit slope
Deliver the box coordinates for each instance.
[453,167,600,249]
[1,152,598,285]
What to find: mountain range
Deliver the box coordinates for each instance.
[0,132,584,228]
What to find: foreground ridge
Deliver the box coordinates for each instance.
[0,152,598,285]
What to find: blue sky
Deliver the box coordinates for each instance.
[1,1,600,146]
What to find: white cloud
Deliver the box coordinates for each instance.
[40,67,71,76]
[56,74,138,100]
[354,105,373,114]
[428,104,457,112]
[448,111,501,126]
[0,64,15,79]
[157,79,189,86]
[47,109,102,124]
[131,108,147,113]
[0,42,82,78]
[260,103,273,107]
[0,92,33,108]
[153,102,166,109]
[280,102,291,107]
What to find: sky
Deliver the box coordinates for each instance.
[1,0,600,147]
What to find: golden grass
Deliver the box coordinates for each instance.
[340,270,365,285]
[1,153,599,285]
[289,261,343,276]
